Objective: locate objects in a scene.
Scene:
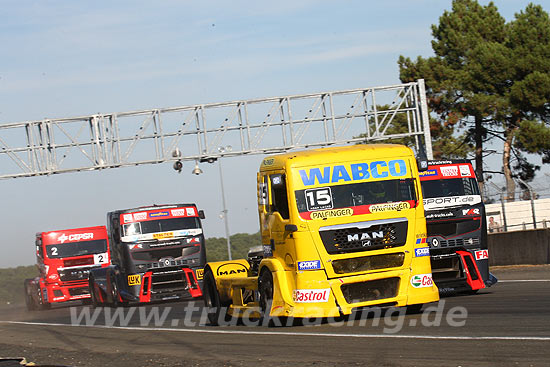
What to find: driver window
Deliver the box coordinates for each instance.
[270,174,290,219]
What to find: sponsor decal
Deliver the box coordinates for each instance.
[459,164,471,177]
[123,214,133,223]
[57,233,94,243]
[370,201,411,213]
[149,211,169,218]
[415,247,430,257]
[128,244,143,250]
[94,252,108,264]
[153,232,174,240]
[311,208,353,220]
[48,274,58,280]
[410,274,433,288]
[415,238,427,244]
[429,160,453,165]
[171,209,187,217]
[425,212,454,219]
[128,274,141,286]
[297,260,322,271]
[462,208,480,216]
[216,263,248,277]
[474,249,489,260]
[263,158,274,166]
[186,207,196,216]
[133,212,147,221]
[299,159,408,186]
[293,288,330,303]
[419,169,438,177]
[195,269,204,280]
[440,166,459,177]
[423,195,482,210]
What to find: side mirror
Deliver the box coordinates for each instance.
[285,224,298,233]
[417,158,429,172]
[198,210,205,219]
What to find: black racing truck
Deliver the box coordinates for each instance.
[88,204,205,306]
[419,160,497,294]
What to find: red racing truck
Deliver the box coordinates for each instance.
[24,226,110,310]
[419,160,497,294]
[88,204,204,306]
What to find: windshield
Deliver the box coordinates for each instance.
[122,217,201,237]
[421,177,479,199]
[45,239,108,259]
[295,178,416,213]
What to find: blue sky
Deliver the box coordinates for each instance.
[0,0,544,267]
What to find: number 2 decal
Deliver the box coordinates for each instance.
[51,247,58,256]
[94,253,108,264]
[304,187,333,211]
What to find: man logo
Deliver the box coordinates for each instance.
[216,263,248,276]
[347,231,384,242]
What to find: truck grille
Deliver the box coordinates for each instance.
[320,218,408,254]
[432,237,480,248]
[427,220,480,237]
[341,277,400,304]
[332,253,405,274]
[131,246,200,262]
[58,267,93,282]
[68,287,90,297]
[150,268,191,293]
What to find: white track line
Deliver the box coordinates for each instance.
[498,280,550,283]
[1,320,549,341]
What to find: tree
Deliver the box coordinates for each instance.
[399,0,507,194]
[398,1,550,200]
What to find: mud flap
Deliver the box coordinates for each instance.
[183,268,203,298]
[456,251,485,291]
[139,272,152,303]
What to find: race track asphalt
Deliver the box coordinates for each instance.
[0,265,548,367]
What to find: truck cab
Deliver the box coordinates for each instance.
[419,160,496,293]
[24,226,110,310]
[88,204,204,306]
[203,144,439,324]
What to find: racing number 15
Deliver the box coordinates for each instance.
[305,187,333,211]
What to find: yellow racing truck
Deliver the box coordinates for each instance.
[203,144,439,324]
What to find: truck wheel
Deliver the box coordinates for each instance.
[405,303,423,314]
[24,280,36,311]
[89,276,101,308]
[203,268,229,325]
[109,276,120,308]
[39,299,51,310]
[258,270,274,317]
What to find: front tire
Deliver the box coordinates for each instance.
[203,268,229,325]
[89,276,101,308]
[109,275,120,308]
[24,280,37,311]
[258,269,274,319]
[405,303,423,314]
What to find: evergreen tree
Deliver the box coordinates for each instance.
[399,0,550,200]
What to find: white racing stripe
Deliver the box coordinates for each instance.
[1,320,549,341]
[498,280,550,283]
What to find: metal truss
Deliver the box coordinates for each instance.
[0,79,432,180]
